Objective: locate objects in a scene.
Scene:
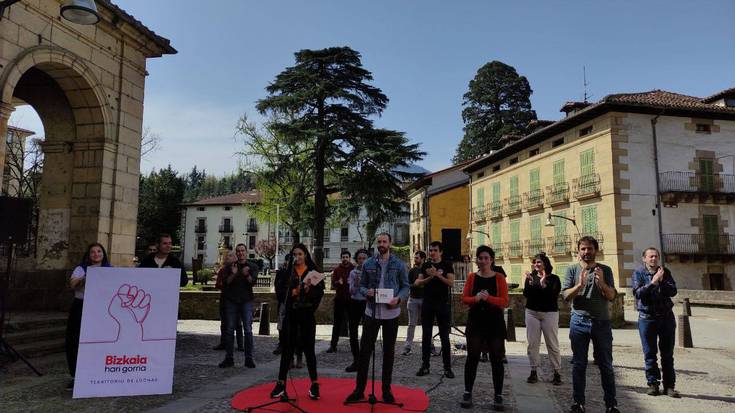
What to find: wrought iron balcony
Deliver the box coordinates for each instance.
[546,235,572,256]
[194,224,207,233]
[493,244,504,260]
[662,233,735,257]
[472,205,487,222]
[659,172,735,205]
[219,224,234,233]
[248,223,259,232]
[504,195,522,216]
[579,231,604,251]
[524,238,546,257]
[573,174,601,200]
[546,183,570,206]
[505,240,523,258]
[487,201,503,220]
[523,189,545,211]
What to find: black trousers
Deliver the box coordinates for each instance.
[330,297,349,347]
[278,308,317,381]
[465,333,505,395]
[355,316,399,393]
[421,301,451,369]
[65,298,84,377]
[348,299,367,362]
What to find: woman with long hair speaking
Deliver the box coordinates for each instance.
[65,242,111,390]
[270,243,325,400]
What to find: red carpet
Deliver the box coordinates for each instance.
[231,377,429,412]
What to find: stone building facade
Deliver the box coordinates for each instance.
[0,0,174,309]
[464,88,735,290]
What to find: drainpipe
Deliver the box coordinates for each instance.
[651,112,665,263]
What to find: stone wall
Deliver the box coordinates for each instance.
[179,291,627,328]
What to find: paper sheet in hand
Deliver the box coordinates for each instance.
[304,270,325,286]
[375,288,394,304]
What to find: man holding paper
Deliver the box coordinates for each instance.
[345,232,409,404]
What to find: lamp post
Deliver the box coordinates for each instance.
[1,0,100,24]
[545,212,581,238]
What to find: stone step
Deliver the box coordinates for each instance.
[4,325,67,345]
[12,337,66,358]
[3,312,68,333]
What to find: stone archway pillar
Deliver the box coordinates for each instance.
[0,102,15,191]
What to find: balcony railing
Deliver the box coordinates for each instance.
[579,231,604,251]
[505,240,523,258]
[247,223,259,232]
[573,173,601,200]
[662,233,735,256]
[659,172,735,195]
[524,238,546,257]
[194,224,207,233]
[504,195,522,216]
[219,224,234,233]
[546,235,572,256]
[546,183,570,206]
[487,201,503,220]
[523,189,545,211]
[472,205,487,222]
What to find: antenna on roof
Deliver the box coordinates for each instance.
[583,66,591,103]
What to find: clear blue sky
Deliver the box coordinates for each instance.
[11,0,735,175]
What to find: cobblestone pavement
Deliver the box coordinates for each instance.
[2,305,734,412]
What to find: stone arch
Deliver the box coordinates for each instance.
[0,46,117,270]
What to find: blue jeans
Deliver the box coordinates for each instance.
[638,312,676,388]
[569,313,617,407]
[225,299,254,359]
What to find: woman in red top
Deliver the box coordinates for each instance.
[460,245,509,411]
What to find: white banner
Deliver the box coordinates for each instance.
[73,267,180,398]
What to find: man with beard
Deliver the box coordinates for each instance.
[139,233,188,287]
[562,236,619,413]
[345,233,409,405]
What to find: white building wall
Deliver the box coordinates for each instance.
[622,113,735,289]
[182,205,271,268]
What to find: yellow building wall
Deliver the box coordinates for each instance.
[468,114,626,287]
[429,185,469,256]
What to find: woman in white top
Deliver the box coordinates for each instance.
[65,242,111,390]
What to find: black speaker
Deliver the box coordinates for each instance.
[0,196,32,244]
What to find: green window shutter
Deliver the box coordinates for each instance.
[530,217,541,240]
[555,263,568,277]
[511,265,522,285]
[581,206,598,234]
[703,215,719,251]
[580,149,595,176]
[492,182,501,203]
[477,224,486,245]
[510,176,519,197]
[553,160,565,185]
[699,159,715,192]
[477,187,485,207]
[510,220,520,242]
[492,222,502,246]
[529,169,540,192]
[554,212,567,237]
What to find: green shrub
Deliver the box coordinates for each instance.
[197,268,215,284]
[391,245,411,263]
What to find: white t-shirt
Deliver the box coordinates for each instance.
[70,266,86,300]
[154,256,166,267]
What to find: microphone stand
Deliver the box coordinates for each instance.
[244,258,308,413]
[344,255,403,411]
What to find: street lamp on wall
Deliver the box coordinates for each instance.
[545,212,581,238]
[1,0,99,25]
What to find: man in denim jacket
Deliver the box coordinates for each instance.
[632,247,680,398]
[345,232,409,405]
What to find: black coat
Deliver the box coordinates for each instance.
[139,253,188,287]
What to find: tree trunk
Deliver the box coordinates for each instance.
[312,134,326,270]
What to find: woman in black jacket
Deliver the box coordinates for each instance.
[522,252,562,385]
[270,244,325,400]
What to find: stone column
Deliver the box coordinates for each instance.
[0,102,15,192]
